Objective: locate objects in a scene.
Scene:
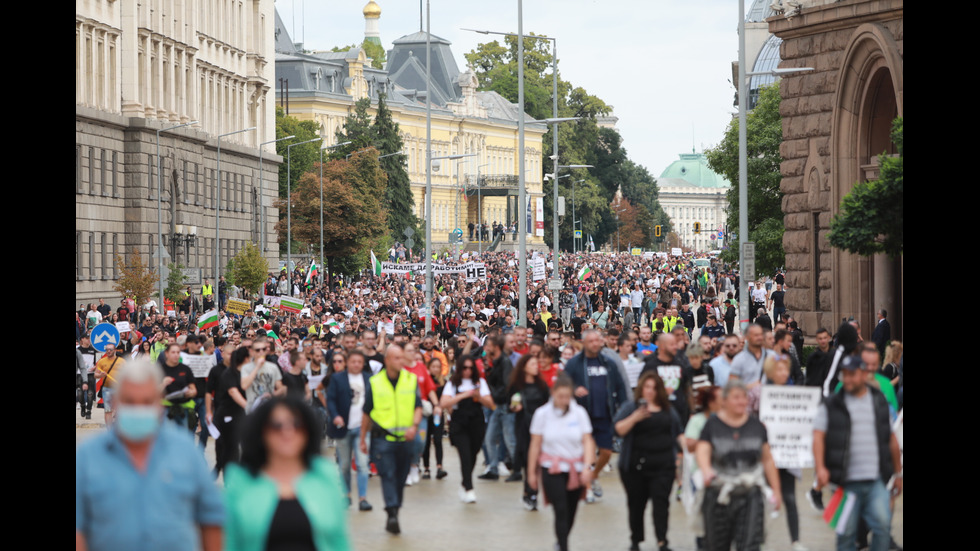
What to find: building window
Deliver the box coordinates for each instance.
[113,233,120,278]
[76,231,82,280]
[88,232,96,281]
[101,149,109,196]
[112,151,120,197]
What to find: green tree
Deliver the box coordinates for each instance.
[162,262,187,305]
[373,93,419,239]
[275,106,321,255]
[276,152,388,280]
[335,97,375,157]
[706,82,784,274]
[231,242,268,296]
[113,248,157,308]
[828,118,903,257]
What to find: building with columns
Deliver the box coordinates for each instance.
[767,0,903,340]
[657,152,730,252]
[273,3,547,249]
[76,0,280,304]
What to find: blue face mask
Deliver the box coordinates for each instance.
[115,405,161,442]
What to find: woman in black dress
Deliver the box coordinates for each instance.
[509,354,551,510]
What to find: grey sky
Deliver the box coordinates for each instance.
[276,0,740,178]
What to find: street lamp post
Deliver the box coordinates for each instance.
[260,135,296,253]
[475,163,489,255]
[517,0,527,326]
[155,120,198,306]
[320,140,351,286]
[216,126,257,283]
[571,178,584,253]
[286,137,322,279]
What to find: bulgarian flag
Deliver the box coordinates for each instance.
[198,309,219,332]
[370,250,383,276]
[823,488,857,535]
[577,264,593,281]
[279,296,304,313]
[305,260,318,287]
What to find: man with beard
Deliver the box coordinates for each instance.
[641,332,693,424]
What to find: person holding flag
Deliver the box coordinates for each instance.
[305,260,319,289]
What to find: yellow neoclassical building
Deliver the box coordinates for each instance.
[273,5,547,248]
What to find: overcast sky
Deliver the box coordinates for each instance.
[275,0,740,177]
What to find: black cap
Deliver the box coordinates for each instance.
[840,355,863,371]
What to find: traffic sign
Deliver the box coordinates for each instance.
[630,248,642,256]
[91,323,120,352]
[404,237,415,250]
[403,226,415,238]
[547,278,563,291]
[710,233,716,240]
[453,228,463,237]
[717,230,724,238]
[574,230,582,239]
[741,241,756,282]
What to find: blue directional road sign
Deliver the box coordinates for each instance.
[453,228,463,238]
[91,323,120,352]
[574,230,582,238]
[717,230,724,238]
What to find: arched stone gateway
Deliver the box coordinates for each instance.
[830,22,903,340]
[770,0,903,341]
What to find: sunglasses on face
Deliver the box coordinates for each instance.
[267,419,305,432]
[253,347,268,352]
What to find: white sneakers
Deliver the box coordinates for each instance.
[459,487,477,503]
[406,465,420,486]
[498,462,511,477]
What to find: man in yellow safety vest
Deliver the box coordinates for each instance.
[359,344,422,535]
[201,279,214,310]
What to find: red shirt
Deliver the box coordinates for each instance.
[405,362,436,401]
[540,362,562,388]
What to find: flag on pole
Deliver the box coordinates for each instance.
[198,309,219,331]
[279,296,304,313]
[823,488,857,535]
[589,235,596,252]
[577,265,593,281]
[370,250,383,276]
[304,260,318,287]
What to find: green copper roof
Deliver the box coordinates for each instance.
[658,152,730,188]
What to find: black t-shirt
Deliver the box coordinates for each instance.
[686,365,715,391]
[266,498,315,551]
[570,316,586,339]
[699,415,768,478]
[641,354,692,423]
[282,371,308,400]
[162,362,195,403]
[771,290,785,309]
[215,368,244,419]
[631,409,679,469]
[206,363,227,409]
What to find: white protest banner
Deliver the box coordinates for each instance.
[181,352,217,378]
[279,296,304,313]
[759,386,822,469]
[115,321,131,334]
[262,295,281,309]
[671,247,683,256]
[379,261,486,281]
[643,252,654,259]
[624,357,644,389]
[532,258,546,282]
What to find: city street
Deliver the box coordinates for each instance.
[77,409,902,551]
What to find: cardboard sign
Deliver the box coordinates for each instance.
[115,321,131,334]
[759,386,822,469]
[671,248,683,257]
[181,352,217,378]
[225,297,251,315]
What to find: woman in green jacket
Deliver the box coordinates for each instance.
[224,396,351,551]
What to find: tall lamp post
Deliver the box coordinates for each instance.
[571,178,585,253]
[474,163,489,254]
[553,164,591,264]
[286,137,322,277]
[260,135,295,253]
[155,120,198,305]
[215,126,257,283]
[319,140,352,285]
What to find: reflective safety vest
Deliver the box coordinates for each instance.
[202,284,214,297]
[368,369,418,441]
[663,316,679,332]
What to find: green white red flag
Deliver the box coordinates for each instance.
[370,250,382,276]
[198,310,218,331]
[577,265,593,281]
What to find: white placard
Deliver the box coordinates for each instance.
[671,248,683,256]
[115,321,131,334]
[181,352,217,378]
[759,386,822,469]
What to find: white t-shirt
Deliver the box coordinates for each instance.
[529,400,593,469]
[347,373,366,429]
[442,378,490,410]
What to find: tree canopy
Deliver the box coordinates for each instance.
[275,106,321,255]
[331,41,386,70]
[231,242,268,296]
[706,82,784,274]
[466,35,667,251]
[828,118,903,257]
[113,249,157,308]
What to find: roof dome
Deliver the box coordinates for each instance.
[363,1,381,18]
[658,153,730,188]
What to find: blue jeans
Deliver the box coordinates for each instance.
[370,436,413,509]
[837,480,892,551]
[412,417,428,464]
[335,430,370,499]
[483,406,516,474]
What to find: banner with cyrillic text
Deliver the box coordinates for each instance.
[759,386,822,469]
[378,261,487,281]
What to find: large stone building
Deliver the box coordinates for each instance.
[273,3,547,249]
[76,0,280,304]
[769,0,903,339]
[658,152,730,252]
